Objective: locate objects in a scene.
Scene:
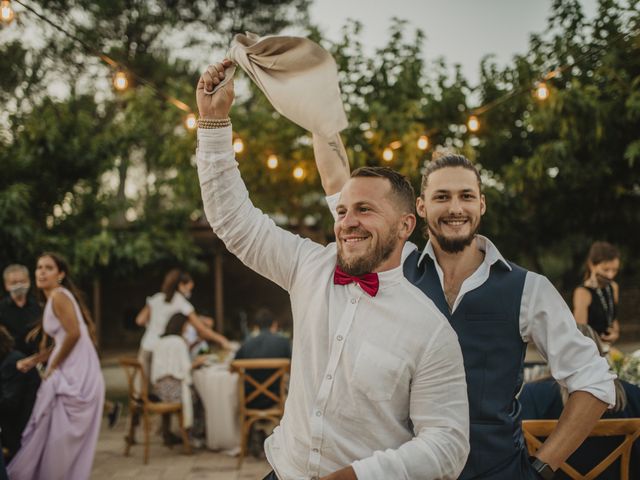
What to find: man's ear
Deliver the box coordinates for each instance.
[399,214,416,239]
[416,196,427,219]
[480,193,486,216]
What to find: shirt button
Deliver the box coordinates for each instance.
[316,410,322,417]
[336,335,343,341]
[312,448,319,453]
[326,374,332,380]
[350,298,357,304]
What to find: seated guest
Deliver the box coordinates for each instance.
[151,314,206,445]
[520,324,640,479]
[0,326,40,460]
[234,308,291,409]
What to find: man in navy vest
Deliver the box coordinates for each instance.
[314,135,615,479]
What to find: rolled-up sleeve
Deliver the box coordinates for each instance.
[351,324,470,479]
[520,272,616,407]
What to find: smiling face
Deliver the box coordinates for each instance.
[335,176,412,276]
[417,166,486,254]
[35,255,64,292]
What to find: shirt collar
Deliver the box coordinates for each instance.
[375,264,405,290]
[417,235,511,271]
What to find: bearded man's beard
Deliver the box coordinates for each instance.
[423,219,480,254]
[337,226,398,276]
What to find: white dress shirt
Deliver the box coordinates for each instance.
[197,127,470,480]
[326,194,616,407]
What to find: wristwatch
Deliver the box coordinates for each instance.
[530,456,555,479]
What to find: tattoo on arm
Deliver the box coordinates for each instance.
[328,140,348,168]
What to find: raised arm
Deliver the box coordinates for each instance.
[312,133,350,195]
[196,62,322,291]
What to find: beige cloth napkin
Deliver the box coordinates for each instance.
[208,32,348,138]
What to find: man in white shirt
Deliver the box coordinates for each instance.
[314,136,616,479]
[196,61,470,480]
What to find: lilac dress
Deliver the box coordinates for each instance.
[7,287,105,480]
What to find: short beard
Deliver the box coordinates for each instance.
[423,220,479,254]
[337,227,398,276]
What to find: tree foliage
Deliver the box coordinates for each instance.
[1,0,638,290]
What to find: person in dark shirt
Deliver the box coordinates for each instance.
[0,265,41,356]
[234,308,291,409]
[519,323,640,479]
[0,325,40,461]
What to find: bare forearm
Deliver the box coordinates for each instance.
[534,390,607,470]
[312,133,350,195]
[48,334,80,371]
[320,466,357,480]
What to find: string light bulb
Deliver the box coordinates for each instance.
[233,137,244,153]
[417,135,429,150]
[1,1,15,23]
[293,166,305,180]
[185,113,197,130]
[535,82,550,100]
[113,70,128,91]
[267,154,278,169]
[467,115,480,133]
[382,147,394,162]
[389,140,402,150]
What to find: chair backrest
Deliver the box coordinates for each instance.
[230,358,291,412]
[522,418,640,480]
[118,356,150,403]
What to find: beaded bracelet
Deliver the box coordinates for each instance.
[198,117,231,129]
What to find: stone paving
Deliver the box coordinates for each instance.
[92,418,271,480]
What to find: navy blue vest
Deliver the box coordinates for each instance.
[404,250,530,479]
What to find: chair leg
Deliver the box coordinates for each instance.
[237,419,249,469]
[143,410,151,465]
[177,411,192,455]
[124,407,137,456]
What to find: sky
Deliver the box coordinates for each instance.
[309,0,598,85]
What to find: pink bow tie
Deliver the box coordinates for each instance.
[333,266,379,297]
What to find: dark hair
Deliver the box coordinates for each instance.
[351,166,415,214]
[0,325,15,361]
[161,269,193,303]
[420,150,482,194]
[584,242,620,281]
[31,252,98,349]
[163,313,189,337]
[254,308,275,330]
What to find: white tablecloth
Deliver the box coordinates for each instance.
[192,364,240,451]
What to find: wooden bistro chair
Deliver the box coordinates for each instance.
[118,356,192,464]
[523,418,640,480]
[230,358,291,468]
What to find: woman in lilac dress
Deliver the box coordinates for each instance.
[7,252,104,480]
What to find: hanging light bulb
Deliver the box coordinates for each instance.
[293,166,305,180]
[113,70,128,91]
[1,1,15,24]
[535,82,549,100]
[267,154,278,169]
[233,137,244,153]
[417,135,429,150]
[185,113,197,130]
[467,115,480,133]
[382,147,394,162]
